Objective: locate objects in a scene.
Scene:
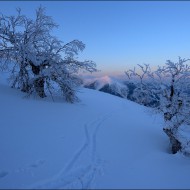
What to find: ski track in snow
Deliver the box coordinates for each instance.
[28,114,111,189]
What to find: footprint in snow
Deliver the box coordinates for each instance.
[0,171,9,179]
[29,160,45,168]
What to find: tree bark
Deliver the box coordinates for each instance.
[21,82,30,93]
[19,64,30,93]
[34,77,46,98]
[29,60,46,98]
[163,128,182,154]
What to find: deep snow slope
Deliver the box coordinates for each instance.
[0,83,190,189]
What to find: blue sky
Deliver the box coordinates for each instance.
[1,1,190,76]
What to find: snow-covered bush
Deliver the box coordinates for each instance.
[125,58,190,154]
[0,7,97,102]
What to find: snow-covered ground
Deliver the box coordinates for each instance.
[1,78,190,189]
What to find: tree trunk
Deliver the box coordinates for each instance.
[163,128,182,154]
[34,77,46,98]
[21,82,30,93]
[19,62,30,93]
[163,80,182,154]
[29,60,46,98]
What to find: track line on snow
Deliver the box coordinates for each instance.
[63,115,109,173]
[29,114,111,189]
[63,124,90,173]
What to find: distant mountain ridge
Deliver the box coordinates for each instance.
[83,75,128,98]
[83,75,159,107]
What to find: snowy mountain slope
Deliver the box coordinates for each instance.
[1,83,190,189]
[83,75,125,90]
[83,75,128,98]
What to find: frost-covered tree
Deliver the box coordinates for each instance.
[0,7,97,102]
[125,57,190,154]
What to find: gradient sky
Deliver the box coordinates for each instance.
[1,1,190,76]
